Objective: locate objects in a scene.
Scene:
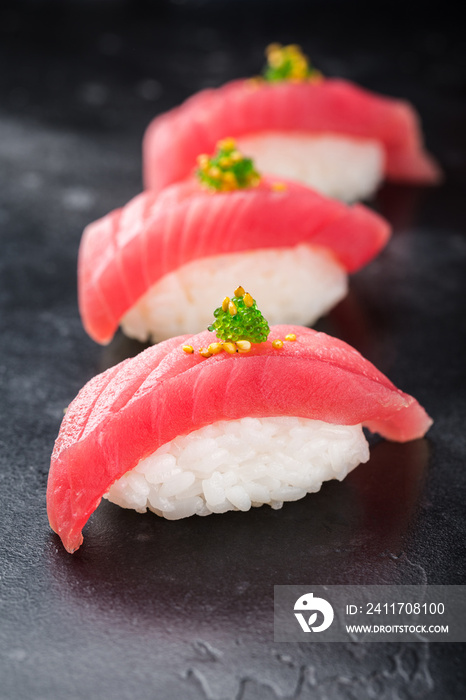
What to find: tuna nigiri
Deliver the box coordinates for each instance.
[79,140,390,345]
[143,44,441,201]
[48,290,432,553]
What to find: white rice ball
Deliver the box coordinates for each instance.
[236,132,384,202]
[120,244,347,343]
[104,416,370,519]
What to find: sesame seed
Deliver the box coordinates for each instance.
[219,137,236,151]
[236,340,251,352]
[208,342,224,354]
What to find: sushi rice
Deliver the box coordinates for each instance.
[120,244,347,343]
[104,416,370,519]
[236,133,384,202]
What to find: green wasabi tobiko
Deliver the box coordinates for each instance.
[262,43,322,84]
[208,286,270,343]
[197,139,261,192]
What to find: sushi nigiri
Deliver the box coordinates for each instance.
[48,289,432,553]
[143,44,441,202]
[79,140,390,345]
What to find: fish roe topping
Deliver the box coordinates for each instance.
[208,287,270,343]
[182,290,301,357]
[197,139,261,192]
[262,43,322,84]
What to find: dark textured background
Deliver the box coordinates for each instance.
[1,2,465,698]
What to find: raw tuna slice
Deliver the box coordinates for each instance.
[78,177,390,344]
[143,78,441,197]
[47,325,432,553]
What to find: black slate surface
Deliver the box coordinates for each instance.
[1,2,465,698]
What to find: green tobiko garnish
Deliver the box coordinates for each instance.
[262,43,322,84]
[197,138,261,192]
[208,286,270,343]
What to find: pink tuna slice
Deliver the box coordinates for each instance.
[143,79,441,193]
[47,325,433,553]
[78,177,390,344]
